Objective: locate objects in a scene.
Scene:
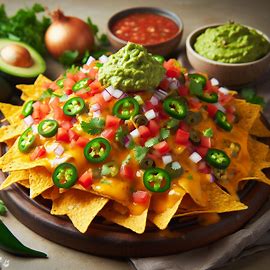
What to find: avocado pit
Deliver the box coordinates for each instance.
[0,44,33,68]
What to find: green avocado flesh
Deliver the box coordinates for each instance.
[98,42,165,92]
[0,39,46,78]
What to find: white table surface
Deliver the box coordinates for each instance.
[1,0,270,269]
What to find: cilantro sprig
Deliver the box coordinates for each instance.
[240,87,265,107]
[0,200,7,216]
[81,118,105,135]
[134,146,148,163]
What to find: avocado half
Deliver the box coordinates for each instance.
[0,39,46,83]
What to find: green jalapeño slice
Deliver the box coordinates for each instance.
[113,97,140,120]
[84,137,111,163]
[18,127,36,153]
[63,97,85,116]
[206,148,231,169]
[38,119,58,138]
[143,168,171,192]
[163,97,187,120]
[198,92,218,103]
[22,100,34,117]
[215,110,232,131]
[52,162,78,189]
[72,78,89,92]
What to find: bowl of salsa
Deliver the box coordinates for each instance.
[107,7,183,56]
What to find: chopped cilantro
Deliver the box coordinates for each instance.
[240,87,265,107]
[87,17,109,47]
[0,199,7,216]
[59,50,79,66]
[39,89,61,100]
[203,128,213,138]
[187,174,193,180]
[100,179,111,185]
[145,137,159,148]
[115,126,128,144]
[160,128,170,140]
[134,146,148,163]
[81,118,105,135]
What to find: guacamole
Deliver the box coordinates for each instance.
[194,23,270,63]
[98,42,165,91]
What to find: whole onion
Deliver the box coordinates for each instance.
[45,9,95,59]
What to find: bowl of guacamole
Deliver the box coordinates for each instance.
[186,22,270,86]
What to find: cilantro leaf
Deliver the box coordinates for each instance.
[81,118,105,135]
[39,89,62,100]
[189,79,203,96]
[0,199,7,216]
[160,128,170,140]
[101,164,112,176]
[115,126,128,144]
[59,50,79,66]
[87,17,99,35]
[145,137,159,148]
[134,146,148,163]
[240,87,265,107]
[203,128,213,138]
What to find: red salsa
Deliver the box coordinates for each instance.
[111,13,179,45]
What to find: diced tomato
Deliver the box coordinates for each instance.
[88,67,98,80]
[148,120,160,136]
[159,78,170,90]
[56,128,70,143]
[68,129,79,141]
[132,191,149,204]
[226,105,236,114]
[65,88,73,95]
[153,141,170,155]
[60,121,73,130]
[175,129,190,144]
[188,98,202,110]
[138,125,151,138]
[91,93,107,109]
[78,169,93,189]
[74,89,90,99]
[63,77,76,89]
[219,92,233,106]
[179,121,189,131]
[89,80,104,95]
[144,100,155,111]
[30,146,46,161]
[51,99,72,122]
[76,137,89,148]
[101,128,116,141]
[40,102,50,116]
[200,136,211,148]
[163,59,181,78]
[207,104,218,118]
[203,80,212,92]
[32,101,41,122]
[74,71,87,82]
[196,146,208,157]
[48,82,58,91]
[178,85,189,96]
[120,164,135,181]
[226,112,235,123]
[105,115,121,129]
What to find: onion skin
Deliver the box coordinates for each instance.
[45,10,95,59]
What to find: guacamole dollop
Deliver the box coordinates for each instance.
[98,42,165,91]
[194,23,270,63]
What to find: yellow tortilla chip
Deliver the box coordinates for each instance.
[101,204,148,234]
[174,183,247,217]
[0,103,22,124]
[0,123,25,142]
[233,99,261,131]
[29,167,54,198]
[0,170,29,190]
[250,116,270,137]
[148,187,186,230]
[248,137,269,162]
[51,189,108,233]
[17,74,52,101]
[18,179,30,188]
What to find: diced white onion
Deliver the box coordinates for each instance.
[214,102,226,113]
[59,94,69,102]
[106,85,115,95]
[31,125,38,135]
[169,79,179,90]
[80,67,88,73]
[101,90,112,101]
[155,89,168,100]
[210,78,219,86]
[50,155,71,167]
[145,109,156,120]
[189,152,202,163]
[54,144,65,156]
[218,87,230,95]
[99,55,108,64]
[150,95,159,106]
[171,161,181,170]
[93,110,101,118]
[90,103,100,112]
[24,115,34,126]
[112,89,123,99]
[136,170,143,177]
[130,129,140,139]
[86,56,95,65]
[162,154,173,165]
[45,143,59,153]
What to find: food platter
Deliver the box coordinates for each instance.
[0,171,269,258]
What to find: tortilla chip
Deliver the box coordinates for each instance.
[18,179,30,188]
[17,74,52,101]
[29,167,54,198]
[248,137,269,162]
[0,103,22,124]
[51,189,108,233]
[250,116,270,137]
[233,99,261,131]
[0,123,25,142]
[148,187,186,230]
[101,204,148,234]
[0,170,29,190]
[174,183,247,217]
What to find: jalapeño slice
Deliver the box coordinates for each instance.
[206,148,231,169]
[198,92,218,103]
[22,100,34,117]
[38,119,58,138]
[18,127,36,153]
[63,97,85,116]
[163,97,187,120]
[143,167,171,193]
[215,110,232,131]
[72,78,89,92]
[113,97,140,120]
[56,78,65,88]
[52,162,78,189]
[188,73,207,88]
[84,137,111,163]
